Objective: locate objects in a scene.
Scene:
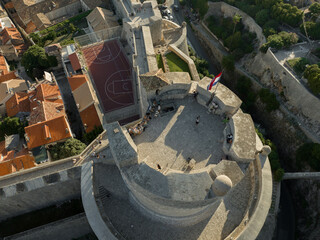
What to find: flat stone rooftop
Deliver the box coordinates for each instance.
[133,98,225,171]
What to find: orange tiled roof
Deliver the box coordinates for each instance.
[25,115,72,149]
[24,21,37,34]
[6,83,63,117]
[1,27,23,45]
[69,52,81,71]
[14,43,28,55]
[0,154,36,176]
[0,55,9,75]
[67,74,88,91]
[0,71,17,83]
[6,92,30,117]
[28,101,65,125]
[5,2,14,9]
[80,104,101,133]
[0,140,7,161]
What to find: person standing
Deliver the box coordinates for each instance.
[196,115,200,125]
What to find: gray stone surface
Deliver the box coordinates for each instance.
[229,111,256,162]
[94,163,253,240]
[133,98,225,171]
[105,122,138,168]
[81,161,116,240]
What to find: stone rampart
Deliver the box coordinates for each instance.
[0,167,81,221]
[81,161,117,240]
[46,1,82,22]
[247,48,320,125]
[141,26,158,73]
[4,213,91,240]
[111,0,130,18]
[168,44,200,81]
[205,2,266,46]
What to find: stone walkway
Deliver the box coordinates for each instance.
[133,98,225,171]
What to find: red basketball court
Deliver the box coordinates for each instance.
[82,39,135,113]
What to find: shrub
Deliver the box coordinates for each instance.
[255,9,270,26]
[309,2,320,18]
[304,64,320,95]
[287,57,309,75]
[296,143,320,171]
[274,168,284,181]
[0,117,26,141]
[300,21,320,40]
[271,2,303,27]
[236,76,257,111]
[82,125,104,145]
[263,31,298,50]
[258,88,280,112]
[222,55,235,72]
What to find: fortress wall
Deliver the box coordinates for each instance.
[149,16,162,45]
[120,168,220,226]
[159,83,191,100]
[0,167,81,221]
[205,2,266,46]
[141,26,158,73]
[168,44,200,81]
[4,213,91,240]
[46,1,82,22]
[248,49,320,125]
[111,0,130,18]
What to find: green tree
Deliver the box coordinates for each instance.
[49,138,87,161]
[232,14,242,35]
[271,2,303,27]
[0,117,26,141]
[309,2,320,18]
[300,21,320,40]
[259,88,280,112]
[296,143,320,170]
[267,33,284,49]
[82,125,103,145]
[274,168,284,182]
[255,9,270,26]
[225,31,242,51]
[21,45,57,78]
[222,55,235,72]
[304,64,320,95]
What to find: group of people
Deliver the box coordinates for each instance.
[128,100,161,136]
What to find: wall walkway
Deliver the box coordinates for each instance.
[81,161,116,240]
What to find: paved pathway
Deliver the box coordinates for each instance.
[283,172,320,180]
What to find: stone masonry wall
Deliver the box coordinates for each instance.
[246,49,320,127]
[0,167,81,221]
[205,2,266,46]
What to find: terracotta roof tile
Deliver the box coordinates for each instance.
[6,83,63,116]
[24,21,37,34]
[0,55,9,75]
[1,27,23,45]
[80,104,101,133]
[6,92,30,117]
[25,115,72,149]
[67,74,88,91]
[28,101,65,125]
[69,52,81,71]
[0,154,36,176]
[0,71,17,83]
